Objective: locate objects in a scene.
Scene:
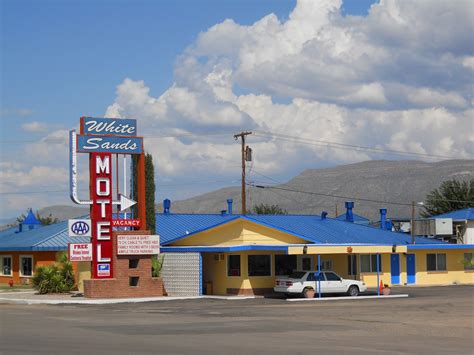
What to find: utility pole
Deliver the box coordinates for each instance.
[411,201,416,244]
[234,131,252,215]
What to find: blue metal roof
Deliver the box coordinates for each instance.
[156,213,444,246]
[0,220,89,251]
[335,213,370,224]
[431,208,474,221]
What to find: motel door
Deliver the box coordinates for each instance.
[390,254,400,285]
[406,254,416,285]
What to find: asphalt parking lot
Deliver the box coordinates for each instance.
[1,285,473,354]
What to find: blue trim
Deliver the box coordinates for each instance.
[199,253,203,296]
[390,254,400,285]
[161,245,289,253]
[407,244,474,250]
[407,253,416,284]
[376,253,380,296]
[317,254,321,299]
[0,246,67,251]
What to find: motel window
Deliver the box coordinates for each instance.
[1,256,12,276]
[426,253,446,271]
[227,255,241,277]
[20,256,33,277]
[321,260,332,271]
[248,255,271,277]
[348,255,357,275]
[301,256,312,271]
[360,254,382,273]
[275,255,297,276]
[464,253,474,270]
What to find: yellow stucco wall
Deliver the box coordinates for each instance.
[410,249,474,286]
[76,262,91,293]
[358,254,391,287]
[203,251,289,295]
[173,220,307,246]
[170,220,474,293]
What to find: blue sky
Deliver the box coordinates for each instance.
[1,0,374,144]
[1,0,472,219]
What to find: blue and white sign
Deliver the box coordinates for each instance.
[81,117,137,137]
[68,219,92,237]
[97,263,110,277]
[77,134,143,154]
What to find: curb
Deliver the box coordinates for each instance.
[0,295,256,305]
[286,294,409,302]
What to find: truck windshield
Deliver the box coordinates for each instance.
[288,272,307,279]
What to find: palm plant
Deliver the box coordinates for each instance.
[32,252,76,294]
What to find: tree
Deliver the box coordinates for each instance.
[36,213,59,225]
[16,211,58,225]
[420,179,474,218]
[252,203,288,215]
[131,153,156,234]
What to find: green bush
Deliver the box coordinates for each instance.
[151,255,164,277]
[32,252,75,294]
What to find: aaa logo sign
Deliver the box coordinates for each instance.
[68,219,92,237]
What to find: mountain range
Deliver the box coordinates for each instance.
[5,159,472,228]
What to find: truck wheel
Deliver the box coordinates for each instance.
[347,285,359,297]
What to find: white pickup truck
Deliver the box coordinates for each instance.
[274,271,367,297]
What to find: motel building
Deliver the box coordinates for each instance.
[0,211,90,290]
[158,201,474,296]
[1,204,473,296]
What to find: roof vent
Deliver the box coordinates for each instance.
[345,201,354,223]
[163,199,171,214]
[227,199,233,215]
[380,208,387,230]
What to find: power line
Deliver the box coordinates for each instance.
[247,183,474,207]
[0,178,241,196]
[3,128,469,162]
[253,130,469,160]
[0,132,236,145]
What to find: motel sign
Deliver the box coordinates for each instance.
[69,117,147,279]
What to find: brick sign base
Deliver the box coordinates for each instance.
[84,230,164,298]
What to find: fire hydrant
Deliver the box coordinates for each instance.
[8,279,14,287]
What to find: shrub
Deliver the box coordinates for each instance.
[151,255,164,277]
[32,252,75,294]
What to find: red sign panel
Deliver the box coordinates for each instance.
[90,153,113,278]
[112,219,141,227]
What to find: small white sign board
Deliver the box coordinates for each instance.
[68,243,93,261]
[117,235,160,255]
[68,219,92,237]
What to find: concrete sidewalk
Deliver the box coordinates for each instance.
[0,291,256,305]
[287,294,409,301]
